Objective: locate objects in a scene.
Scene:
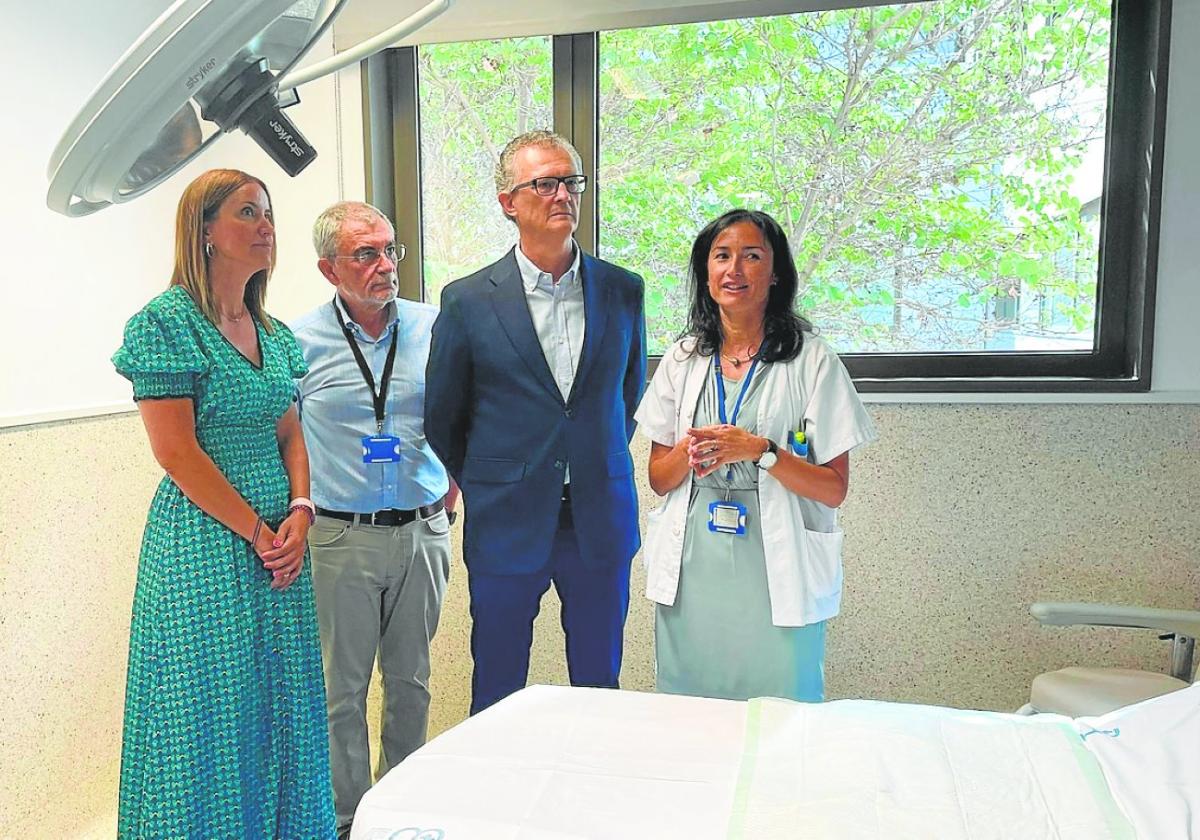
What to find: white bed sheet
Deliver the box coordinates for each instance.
[1074,683,1200,840]
[730,697,1131,839]
[352,684,1195,840]
[351,685,747,840]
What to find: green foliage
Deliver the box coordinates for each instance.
[595,0,1109,353]
[417,37,554,304]
[417,0,1109,353]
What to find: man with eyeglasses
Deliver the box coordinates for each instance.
[291,201,457,840]
[426,130,647,714]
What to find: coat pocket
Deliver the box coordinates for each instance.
[802,526,845,606]
[463,456,527,484]
[606,450,634,478]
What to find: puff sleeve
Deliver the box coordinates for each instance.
[272,319,310,381]
[112,296,208,400]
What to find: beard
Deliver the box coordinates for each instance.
[369,272,399,302]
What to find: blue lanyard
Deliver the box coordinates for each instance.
[714,355,759,427]
[713,355,760,485]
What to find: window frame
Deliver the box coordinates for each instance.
[361,0,1171,393]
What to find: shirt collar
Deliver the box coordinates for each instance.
[516,241,581,293]
[333,294,399,341]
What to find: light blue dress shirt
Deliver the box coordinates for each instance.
[515,242,585,401]
[291,295,449,513]
[516,243,584,483]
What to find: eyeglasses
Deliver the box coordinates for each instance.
[334,244,405,265]
[509,175,588,196]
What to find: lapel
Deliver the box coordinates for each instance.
[568,253,610,405]
[488,249,563,403]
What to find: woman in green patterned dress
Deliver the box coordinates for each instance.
[112,169,336,838]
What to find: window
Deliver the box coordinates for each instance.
[364,0,1168,391]
[417,38,553,304]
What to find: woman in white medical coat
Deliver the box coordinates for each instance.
[634,209,876,702]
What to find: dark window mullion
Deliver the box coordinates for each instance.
[552,33,598,254]
[361,47,424,303]
[1103,0,1170,386]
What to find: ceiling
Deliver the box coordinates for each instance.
[330,0,891,49]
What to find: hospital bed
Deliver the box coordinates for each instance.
[350,682,1199,840]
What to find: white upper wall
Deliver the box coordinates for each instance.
[0,0,364,426]
[1149,0,1200,396]
[0,0,1196,426]
[334,0,878,47]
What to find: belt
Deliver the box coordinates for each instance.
[558,483,572,530]
[316,499,444,528]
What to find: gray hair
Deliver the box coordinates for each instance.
[493,130,583,194]
[312,201,394,259]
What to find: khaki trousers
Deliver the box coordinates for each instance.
[308,510,451,835]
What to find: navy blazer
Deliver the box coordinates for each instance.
[425,247,646,574]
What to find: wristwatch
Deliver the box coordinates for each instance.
[447,509,459,525]
[756,439,779,470]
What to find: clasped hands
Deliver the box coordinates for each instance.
[254,509,310,590]
[686,424,769,479]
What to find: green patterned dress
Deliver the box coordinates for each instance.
[112,286,336,839]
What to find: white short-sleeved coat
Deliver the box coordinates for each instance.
[634,334,877,627]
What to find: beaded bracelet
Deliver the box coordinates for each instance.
[288,503,316,526]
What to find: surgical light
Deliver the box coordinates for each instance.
[47,0,451,216]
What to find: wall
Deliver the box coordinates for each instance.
[3,403,1198,837]
[0,1,365,425]
[0,2,365,836]
[2,1,1199,838]
[1148,0,1200,397]
[424,406,1200,736]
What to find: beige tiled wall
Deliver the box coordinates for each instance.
[1,414,160,839]
[2,403,1198,836]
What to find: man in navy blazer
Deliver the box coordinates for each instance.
[425,130,646,714]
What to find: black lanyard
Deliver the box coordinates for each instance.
[332,298,398,434]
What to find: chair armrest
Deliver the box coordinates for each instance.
[1030,602,1200,639]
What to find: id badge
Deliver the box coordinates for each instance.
[707,500,748,535]
[362,434,401,464]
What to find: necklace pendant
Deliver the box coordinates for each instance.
[730,357,742,367]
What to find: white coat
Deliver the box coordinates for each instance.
[634,334,877,627]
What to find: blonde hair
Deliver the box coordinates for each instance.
[170,168,276,332]
[312,201,394,259]
[493,130,582,193]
